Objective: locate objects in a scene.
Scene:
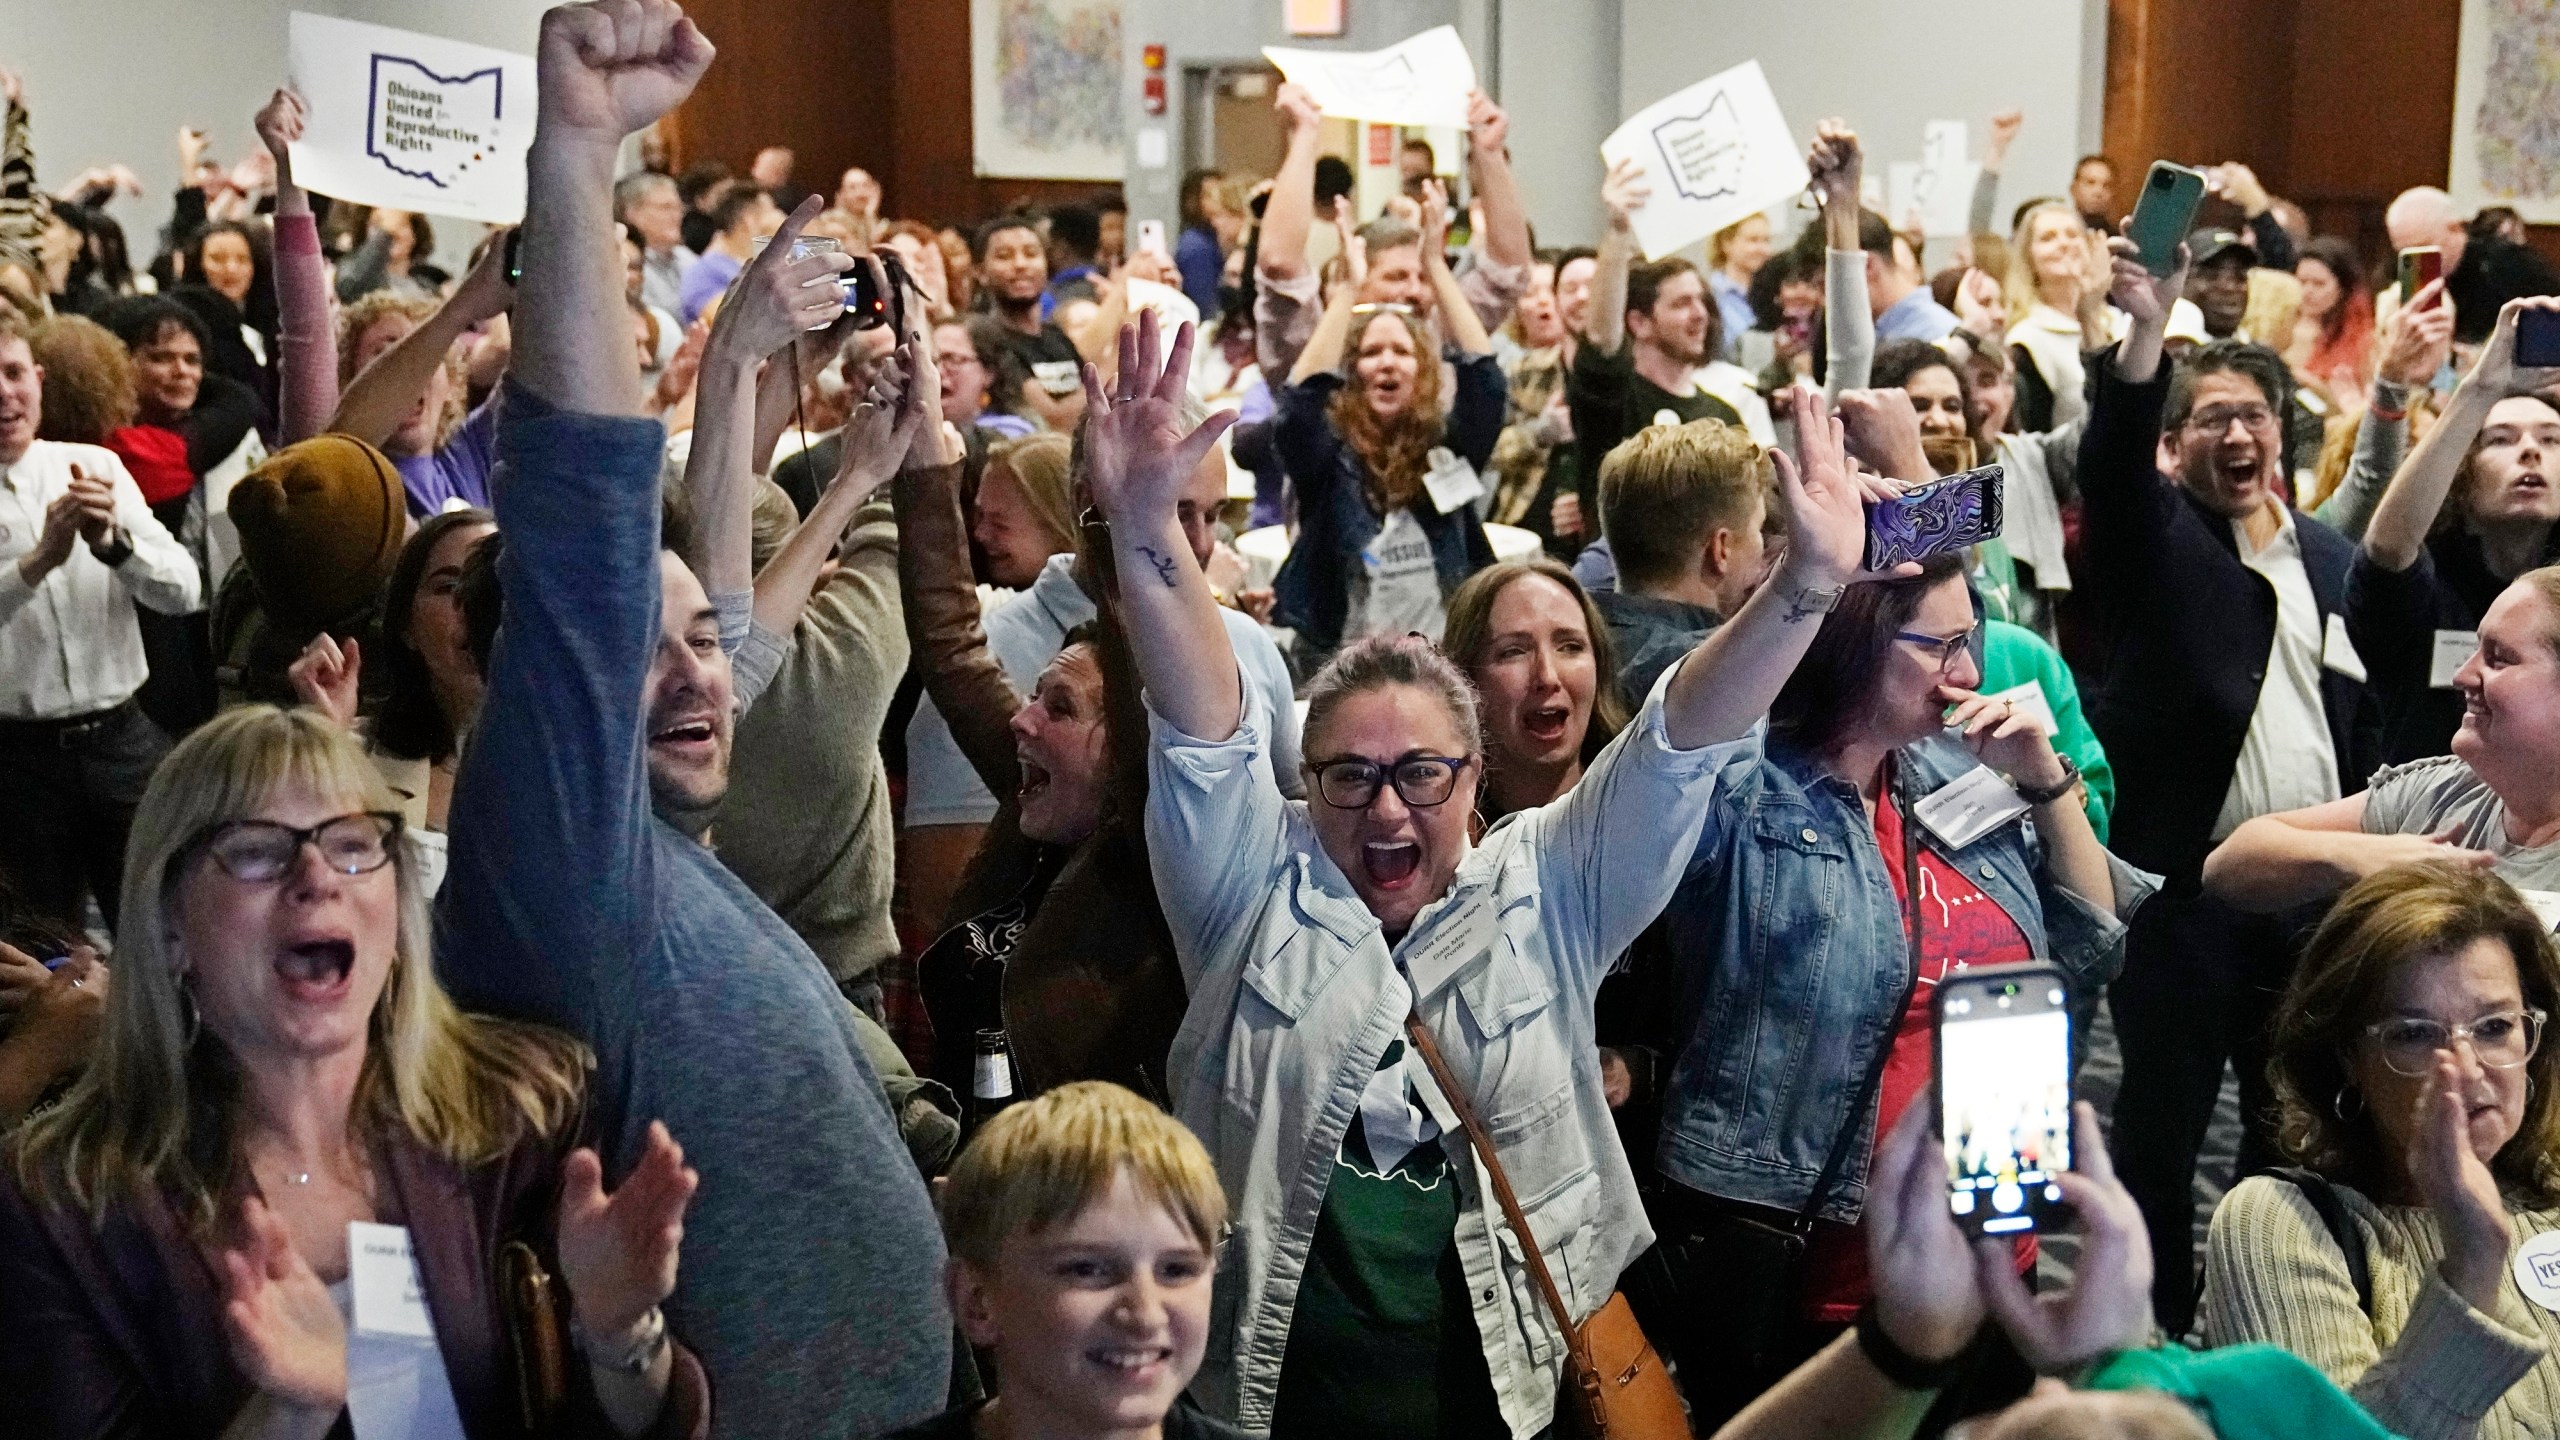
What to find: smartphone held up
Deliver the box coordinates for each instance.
[1935,964,2075,1236]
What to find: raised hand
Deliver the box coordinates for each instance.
[1600,157,1650,234]
[287,635,363,732]
[1275,80,1322,137]
[254,89,308,193]
[708,195,850,362]
[2468,297,2560,398]
[535,0,716,147]
[1416,177,1452,266]
[1079,309,1237,528]
[1807,119,1863,213]
[2378,279,2454,387]
[1986,109,2024,163]
[219,1196,349,1412]
[1834,388,1932,483]
[833,346,931,500]
[1977,1103,2155,1374]
[2407,1052,2517,1310]
[1956,267,2005,339]
[1867,1092,1986,1365]
[1466,89,1509,157]
[2104,233,2188,327]
[0,67,19,108]
[1776,385,1919,591]
[18,490,83,584]
[449,227,521,324]
[558,1121,698,1341]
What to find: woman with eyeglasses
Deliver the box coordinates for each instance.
[2200,862,2560,1439]
[0,706,711,1439]
[1269,185,1503,665]
[1644,535,2141,1425]
[1088,315,1958,1437]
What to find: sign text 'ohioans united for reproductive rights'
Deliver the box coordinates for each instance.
[286,12,534,224]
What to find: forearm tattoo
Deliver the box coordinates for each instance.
[1134,544,1180,589]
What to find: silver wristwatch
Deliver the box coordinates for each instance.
[571,1305,668,1376]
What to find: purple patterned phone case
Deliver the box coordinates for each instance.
[1863,464,2005,571]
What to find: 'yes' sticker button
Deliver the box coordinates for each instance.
[2512,1229,2560,1312]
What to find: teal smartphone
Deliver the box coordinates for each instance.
[2123,161,2206,278]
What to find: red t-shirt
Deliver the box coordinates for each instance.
[1800,790,2036,1322]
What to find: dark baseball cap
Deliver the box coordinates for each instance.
[2186,226,2257,266]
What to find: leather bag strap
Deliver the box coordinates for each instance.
[1402,1013,1581,1345]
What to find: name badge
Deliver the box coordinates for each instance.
[2431,629,2478,689]
[2513,1229,2560,1312]
[2519,890,2560,934]
[2321,612,2368,682]
[1398,889,1498,1002]
[1986,679,2060,739]
[1913,766,2031,851]
[1421,446,1485,516]
[349,1221,435,1340]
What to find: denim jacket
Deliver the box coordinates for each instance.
[1145,664,1745,1438]
[1656,730,2157,1223]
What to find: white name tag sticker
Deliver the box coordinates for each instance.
[348,1221,435,1339]
[2520,890,2560,934]
[1987,679,2060,739]
[2321,612,2368,682]
[1913,766,2031,851]
[1398,889,1499,1002]
[1421,446,1485,515]
[2514,1228,2560,1312]
[2431,629,2478,689]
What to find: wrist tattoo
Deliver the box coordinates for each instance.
[1134,544,1180,589]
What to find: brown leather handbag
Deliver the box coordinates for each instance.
[498,1238,570,1431]
[1403,1016,1691,1440]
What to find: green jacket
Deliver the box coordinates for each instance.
[1981,618,2114,842]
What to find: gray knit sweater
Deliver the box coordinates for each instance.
[2200,1174,2558,1440]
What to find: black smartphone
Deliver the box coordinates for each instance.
[1935,963,2074,1236]
[846,248,909,332]
[1864,463,2005,571]
[2515,307,2560,368]
[2123,161,2206,279]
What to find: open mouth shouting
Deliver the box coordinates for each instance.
[1018,757,1053,803]
[274,936,356,1004]
[1519,701,1573,748]
[1361,838,1423,889]
[649,713,720,761]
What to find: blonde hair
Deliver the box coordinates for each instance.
[2004,201,2083,330]
[940,1081,1226,1269]
[12,707,589,1231]
[1597,418,1772,593]
[2240,266,2303,350]
[337,291,469,451]
[987,433,1081,559]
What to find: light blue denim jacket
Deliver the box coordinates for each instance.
[1146,663,1747,1438]
[1656,730,2157,1223]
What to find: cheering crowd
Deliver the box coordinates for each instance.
[5,3,2560,1437]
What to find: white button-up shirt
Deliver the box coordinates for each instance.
[0,441,201,720]
[2214,503,2340,839]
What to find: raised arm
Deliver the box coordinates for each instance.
[1581,159,1646,354]
[1419,180,1491,356]
[680,196,852,604]
[329,238,516,445]
[1967,110,2020,239]
[2202,791,2492,912]
[1286,277,1360,385]
[1084,312,1241,741]
[253,90,340,445]
[1811,121,1874,395]
[2363,295,2560,571]
[1660,385,1919,750]
[1462,90,1531,276]
[2314,298,2449,537]
[1256,83,1325,286]
[753,339,923,637]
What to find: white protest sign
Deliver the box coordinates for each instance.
[1888,121,1981,238]
[287,12,534,225]
[1601,61,1809,262]
[1263,26,1477,129]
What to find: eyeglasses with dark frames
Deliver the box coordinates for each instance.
[1304,755,1472,810]
[1893,626,1979,672]
[188,812,405,884]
